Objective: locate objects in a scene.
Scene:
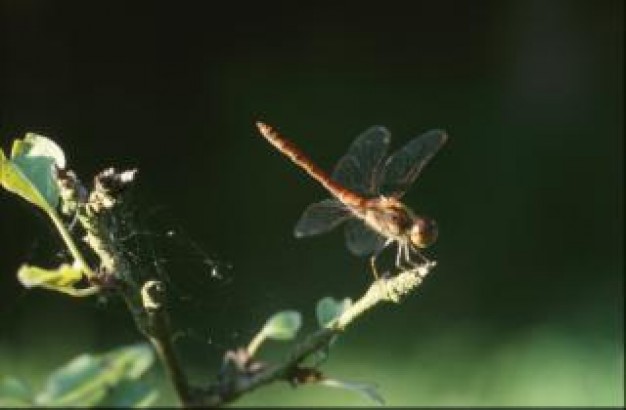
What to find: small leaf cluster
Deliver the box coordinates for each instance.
[1,134,95,295]
[0,343,157,407]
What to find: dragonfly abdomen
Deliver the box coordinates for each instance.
[257,121,365,208]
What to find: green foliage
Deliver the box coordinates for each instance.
[316,296,352,328]
[0,133,65,212]
[2,134,95,295]
[2,135,157,406]
[16,263,93,297]
[321,378,384,405]
[33,343,157,407]
[261,310,302,341]
[0,344,157,407]
[0,376,33,407]
[247,310,303,356]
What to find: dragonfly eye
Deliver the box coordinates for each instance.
[410,216,438,248]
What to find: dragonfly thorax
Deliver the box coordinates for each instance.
[362,196,438,249]
[362,197,415,240]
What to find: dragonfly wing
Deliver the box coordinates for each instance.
[379,129,447,197]
[344,219,387,257]
[294,199,352,238]
[332,126,391,196]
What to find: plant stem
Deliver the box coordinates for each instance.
[246,331,267,357]
[141,280,195,407]
[48,209,94,278]
[199,262,436,406]
[335,262,434,329]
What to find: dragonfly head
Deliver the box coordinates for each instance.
[409,216,438,248]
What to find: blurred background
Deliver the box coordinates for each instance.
[0,0,622,406]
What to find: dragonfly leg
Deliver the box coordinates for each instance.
[373,246,401,302]
[402,242,411,270]
[369,255,381,281]
[370,235,393,280]
[394,244,403,269]
[407,243,430,267]
[370,238,393,281]
[395,242,415,272]
[405,243,417,266]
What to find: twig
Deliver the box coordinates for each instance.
[58,167,197,406]
[197,262,435,407]
[336,262,435,328]
[141,281,196,407]
[58,165,436,407]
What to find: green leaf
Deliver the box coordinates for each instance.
[103,343,155,380]
[262,310,302,341]
[4,136,94,287]
[1,133,65,211]
[316,296,352,328]
[11,133,66,168]
[36,354,107,406]
[16,263,93,297]
[100,379,159,407]
[321,378,385,405]
[0,376,33,406]
[36,343,156,407]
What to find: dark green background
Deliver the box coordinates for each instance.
[1,0,623,406]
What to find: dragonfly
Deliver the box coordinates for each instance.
[256,121,447,277]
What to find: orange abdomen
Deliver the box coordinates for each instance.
[257,122,365,208]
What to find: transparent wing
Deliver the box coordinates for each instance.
[331,126,391,196]
[294,199,352,238]
[344,219,387,257]
[379,129,447,198]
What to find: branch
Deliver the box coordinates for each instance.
[197,262,436,407]
[58,164,437,407]
[58,167,196,406]
[141,281,196,407]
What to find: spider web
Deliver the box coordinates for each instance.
[109,187,249,375]
[2,183,250,378]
